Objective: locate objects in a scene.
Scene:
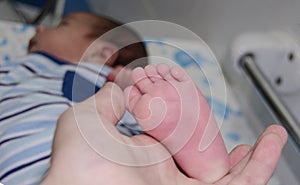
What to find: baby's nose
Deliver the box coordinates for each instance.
[36,26,46,33]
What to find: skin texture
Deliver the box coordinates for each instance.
[40,64,287,185]
[124,64,230,182]
[28,12,117,64]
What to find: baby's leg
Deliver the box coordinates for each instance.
[124,64,230,183]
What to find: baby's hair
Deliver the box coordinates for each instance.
[80,12,148,68]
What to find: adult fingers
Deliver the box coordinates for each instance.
[229,125,287,185]
[229,144,252,168]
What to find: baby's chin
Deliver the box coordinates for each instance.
[27,48,35,54]
[27,44,39,54]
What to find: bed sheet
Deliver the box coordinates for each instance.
[0,20,282,185]
[0,20,34,66]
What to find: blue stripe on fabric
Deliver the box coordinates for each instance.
[4,158,49,185]
[0,87,62,99]
[0,70,9,74]
[0,134,31,146]
[31,75,63,80]
[0,102,71,122]
[0,140,52,174]
[32,51,73,66]
[1,119,54,136]
[0,94,68,115]
[0,82,19,86]
[0,154,51,181]
[0,94,67,114]
[0,91,63,105]
[0,120,55,147]
[22,55,63,74]
[21,64,37,74]
[21,64,63,80]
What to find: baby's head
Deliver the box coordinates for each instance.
[28,12,147,67]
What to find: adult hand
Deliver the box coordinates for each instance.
[107,65,134,90]
[40,83,287,185]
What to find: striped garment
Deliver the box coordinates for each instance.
[0,52,141,185]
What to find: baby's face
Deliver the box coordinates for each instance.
[28,13,95,62]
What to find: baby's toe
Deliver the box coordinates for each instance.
[132,67,153,93]
[157,63,171,80]
[145,65,162,82]
[170,65,190,82]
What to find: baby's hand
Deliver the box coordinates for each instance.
[107,65,134,90]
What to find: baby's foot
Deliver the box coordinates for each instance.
[41,82,184,185]
[124,64,230,182]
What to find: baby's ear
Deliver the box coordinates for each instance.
[83,41,119,66]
